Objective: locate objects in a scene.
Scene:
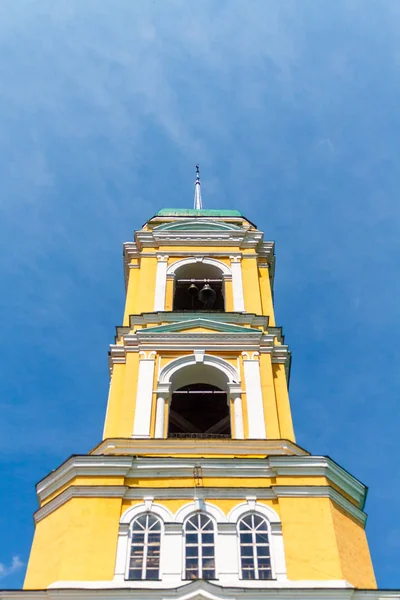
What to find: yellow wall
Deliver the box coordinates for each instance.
[273,363,295,442]
[24,498,122,589]
[258,265,275,326]
[242,258,262,314]
[331,503,376,588]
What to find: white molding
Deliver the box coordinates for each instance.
[154,255,169,311]
[159,353,240,386]
[227,501,280,524]
[132,357,156,438]
[120,502,173,524]
[174,501,228,523]
[230,256,245,311]
[166,256,232,277]
[242,357,266,439]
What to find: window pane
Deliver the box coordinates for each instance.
[130,546,144,557]
[186,570,198,580]
[202,533,214,544]
[132,533,145,545]
[128,569,142,580]
[242,569,255,580]
[203,570,215,579]
[136,515,147,527]
[148,533,161,545]
[258,569,272,580]
[241,558,254,569]
[240,545,253,557]
[202,546,214,557]
[186,558,198,570]
[241,515,253,528]
[203,558,215,570]
[186,533,198,544]
[258,557,272,570]
[129,557,143,568]
[240,533,252,544]
[256,533,269,544]
[146,569,159,580]
[257,546,270,557]
[186,520,196,531]
[186,546,198,557]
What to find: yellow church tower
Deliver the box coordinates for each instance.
[9,168,395,600]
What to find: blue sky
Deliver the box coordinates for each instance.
[0,0,400,588]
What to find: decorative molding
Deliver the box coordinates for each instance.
[158,353,240,386]
[166,256,232,277]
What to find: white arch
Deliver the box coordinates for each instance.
[227,501,281,525]
[158,353,240,386]
[120,502,173,524]
[167,256,231,277]
[174,501,228,523]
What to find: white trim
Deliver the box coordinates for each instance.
[174,501,228,523]
[120,502,173,524]
[227,502,280,524]
[155,396,166,438]
[154,255,168,311]
[166,257,232,277]
[132,357,156,438]
[230,257,245,311]
[159,354,240,386]
[242,358,266,439]
[232,396,244,439]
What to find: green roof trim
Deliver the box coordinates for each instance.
[156,208,243,217]
[154,219,242,232]
[136,318,262,335]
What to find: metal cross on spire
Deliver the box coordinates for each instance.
[194,164,203,210]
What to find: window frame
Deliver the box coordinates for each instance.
[182,512,217,580]
[126,513,162,581]
[237,513,274,581]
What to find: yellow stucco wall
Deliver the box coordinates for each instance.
[24,497,122,589]
[331,503,376,588]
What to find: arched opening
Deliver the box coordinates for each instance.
[173,262,225,312]
[167,363,231,439]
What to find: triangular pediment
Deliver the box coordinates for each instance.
[137,317,261,335]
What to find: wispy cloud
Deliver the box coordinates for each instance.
[0,556,23,579]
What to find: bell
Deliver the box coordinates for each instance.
[187,283,199,297]
[198,283,216,308]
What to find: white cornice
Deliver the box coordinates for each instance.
[92,438,304,457]
[5,583,400,600]
[34,482,366,526]
[35,454,367,525]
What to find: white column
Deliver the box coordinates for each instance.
[155,395,166,438]
[230,256,245,311]
[154,255,168,311]
[243,355,266,438]
[132,355,156,438]
[233,395,244,439]
[216,523,240,585]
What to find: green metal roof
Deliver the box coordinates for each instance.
[156,208,243,218]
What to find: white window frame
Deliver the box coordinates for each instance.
[237,513,273,581]
[182,512,217,580]
[126,514,162,581]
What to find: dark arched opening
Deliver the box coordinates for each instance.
[173,263,225,312]
[168,383,231,439]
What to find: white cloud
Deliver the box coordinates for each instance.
[0,556,23,579]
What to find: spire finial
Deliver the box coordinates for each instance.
[194,164,203,210]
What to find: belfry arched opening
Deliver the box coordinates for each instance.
[172,262,225,311]
[167,364,231,439]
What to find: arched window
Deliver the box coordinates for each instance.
[128,514,161,580]
[184,513,216,580]
[238,514,272,580]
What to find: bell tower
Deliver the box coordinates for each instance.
[21,170,381,598]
